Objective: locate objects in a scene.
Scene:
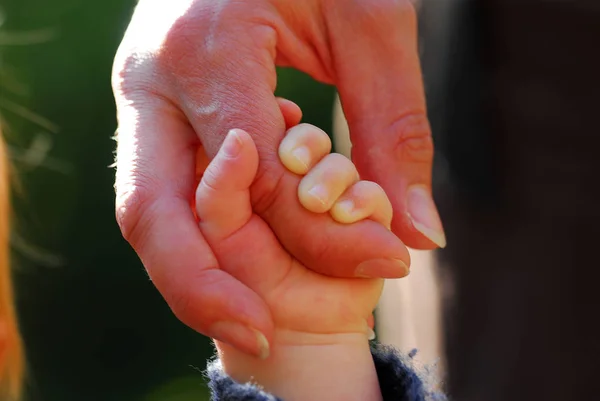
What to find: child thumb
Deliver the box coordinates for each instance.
[196,129,259,242]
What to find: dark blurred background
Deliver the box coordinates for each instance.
[1,0,334,400]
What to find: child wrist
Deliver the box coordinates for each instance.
[216,333,381,401]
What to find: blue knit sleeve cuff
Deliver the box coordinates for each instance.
[205,344,447,401]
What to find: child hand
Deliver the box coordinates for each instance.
[196,124,402,401]
[196,124,406,354]
[279,123,394,232]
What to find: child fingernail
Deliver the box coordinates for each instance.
[209,321,270,359]
[336,199,354,216]
[355,258,410,278]
[307,185,329,207]
[224,130,243,157]
[291,146,311,170]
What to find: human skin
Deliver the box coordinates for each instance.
[112,0,445,357]
[197,125,391,401]
[334,95,445,368]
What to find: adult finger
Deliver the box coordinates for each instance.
[276,97,303,129]
[195,98,301,185]
[165,18,411,279]
[331,181,393,229]
[298,153,359,214]
[279,123,332,176]
[325,0,446,249]
[113,91,272,359]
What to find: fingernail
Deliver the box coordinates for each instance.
[355,258,410,278]
[223,130,243,157]
[336,199,354,216]
[406,186,446,248]
[308,185,328,206]
[210,321,270,360]
[291,146,311,170]
[253,329,270,360]
[367,327,376,341]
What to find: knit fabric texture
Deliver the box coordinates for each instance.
[205,343,447,401]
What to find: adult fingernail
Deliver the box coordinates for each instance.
[223,130,243,157]
[355,258,409,278]
[406,186,446,248]
[291,146,311,170]
[253,329,270,360]
[367,327,376,341]
[210,321,270,360]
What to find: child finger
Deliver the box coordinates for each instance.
[196,129,259,241]
[279,123,332,175]
[275,97,303,129]
[298,153,359,213]
[330,181,393,229]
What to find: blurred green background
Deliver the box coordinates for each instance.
[1,0,335,400]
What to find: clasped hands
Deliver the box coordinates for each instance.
[112,0,445,362]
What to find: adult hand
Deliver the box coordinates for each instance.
[112,0,444,356]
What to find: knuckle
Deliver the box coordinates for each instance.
[113,27,164,96]
[112,47,149,90]
[389,113,433,164]
[113,48,173,105]
[159,5,272,81]
[329,153,359,180]
[113,8,206,99]
[114,172,160,251]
